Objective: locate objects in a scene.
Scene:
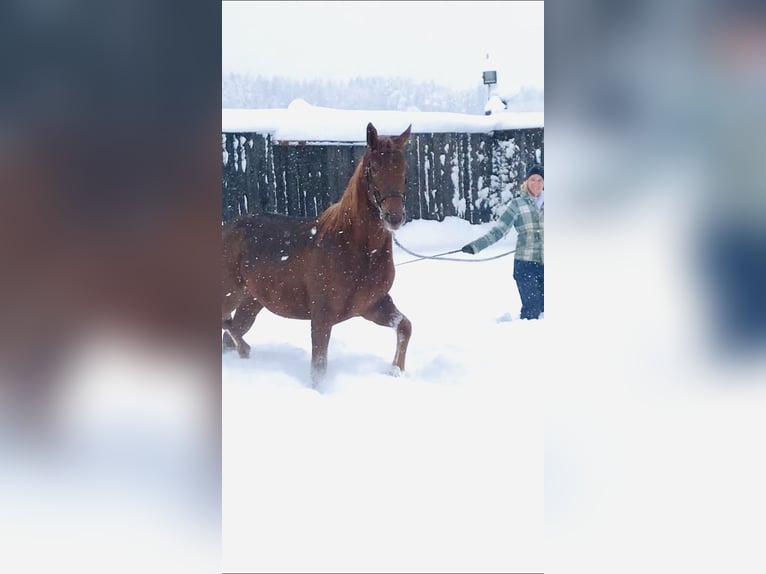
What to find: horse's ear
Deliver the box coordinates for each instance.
[366,122,378,149]
[394,124,412,148]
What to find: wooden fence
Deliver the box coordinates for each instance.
[222,128,543,224]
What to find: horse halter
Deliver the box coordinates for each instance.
[363,159,406,210]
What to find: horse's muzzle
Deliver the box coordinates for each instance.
[382,210,404,230]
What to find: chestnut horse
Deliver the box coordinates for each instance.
[222,122,412,386]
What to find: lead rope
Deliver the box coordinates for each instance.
[393,235,516,266]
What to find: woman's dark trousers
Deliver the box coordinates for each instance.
[513,259,544,320]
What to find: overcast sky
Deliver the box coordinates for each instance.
[222,1,544,94]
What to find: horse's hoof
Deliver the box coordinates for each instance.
[310,373,324,388]
[388,365,403,377]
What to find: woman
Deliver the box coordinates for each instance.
[461,164,544,320]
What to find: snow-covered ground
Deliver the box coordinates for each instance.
[223,216,545,573]
[223,192,766,574]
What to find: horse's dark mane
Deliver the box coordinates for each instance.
[316,155,368,242]
[316,135,403,242]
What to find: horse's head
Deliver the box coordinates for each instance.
[363,122,411,231]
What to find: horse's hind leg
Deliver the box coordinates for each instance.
[223,298,263,358]
[362,294,412,374]
[222,286,245,352]
[222,328,237,353]
[310,317,334,387]
[222,310,237,352]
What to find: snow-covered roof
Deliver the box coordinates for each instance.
[222,99,543,142]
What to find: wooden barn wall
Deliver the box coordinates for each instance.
[222,128,543,225]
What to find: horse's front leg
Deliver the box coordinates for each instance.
[362,294,412,374]
[224,298,262,358]
[310,317,333,386]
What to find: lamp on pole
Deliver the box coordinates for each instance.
[482,53,497,102]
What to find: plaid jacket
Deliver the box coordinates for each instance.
[465,191,544,263]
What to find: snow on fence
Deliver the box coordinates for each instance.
[222,101,543,224]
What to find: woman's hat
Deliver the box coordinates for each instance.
[526,164,544,179]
